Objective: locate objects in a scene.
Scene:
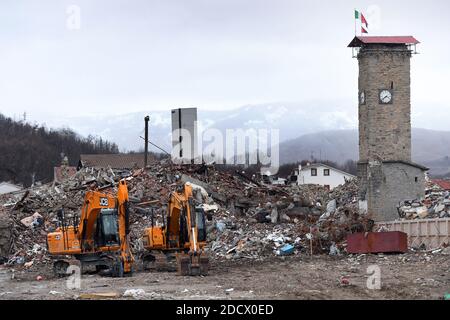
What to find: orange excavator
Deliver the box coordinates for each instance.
[141,183,209,276]
[47,180,134,277]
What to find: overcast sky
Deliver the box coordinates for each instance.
[1,0,449,130]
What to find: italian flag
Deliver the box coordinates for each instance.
[354,9,369,34]
[361,14,368,28]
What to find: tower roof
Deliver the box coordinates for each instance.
[348,36,420,47]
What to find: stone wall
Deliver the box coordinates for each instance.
[358,161,425,221]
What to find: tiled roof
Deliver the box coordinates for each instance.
[348,36,419,47]
[79,154,153,169]
[431,179,450,191]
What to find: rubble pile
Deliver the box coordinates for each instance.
[125,160,290,211]
[0,166,128,266]
[0,208,12,263]
[0,166,126,215]
[397,180,450,220]
[0,160,369,268]
[205,179,369,261]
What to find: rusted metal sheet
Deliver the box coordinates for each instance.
[346,231,408,254]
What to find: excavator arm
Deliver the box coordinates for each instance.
[117,179,134,273]
[172,184,209,275]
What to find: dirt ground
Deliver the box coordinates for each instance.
[0,252,449,300]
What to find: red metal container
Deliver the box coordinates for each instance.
[346,231,408,254]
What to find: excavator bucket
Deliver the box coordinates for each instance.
[176,253,209,276]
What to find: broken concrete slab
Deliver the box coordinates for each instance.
[20,212,43,228]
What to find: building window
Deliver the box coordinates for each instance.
[323,169,330,176]
[311,168,317,176]
[415,177,418,182]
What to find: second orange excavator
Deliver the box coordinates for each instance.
[141,183,209,276]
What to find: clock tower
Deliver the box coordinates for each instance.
[348,36,427,221]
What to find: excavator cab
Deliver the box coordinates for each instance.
[95,209,120,247]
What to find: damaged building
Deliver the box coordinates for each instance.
[348,36,428,221]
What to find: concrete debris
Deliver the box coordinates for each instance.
[397,179,450,220]
[201,203,219,212]
[270,207,279,223]
[123,289,147,298]
[215,221,226,233]
[327,199,337,214]
[49,290,63,295]
[0,209,12,262]
[20,212,43,228]
[329,242,340,256]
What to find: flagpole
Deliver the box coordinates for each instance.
[354,9,357,36]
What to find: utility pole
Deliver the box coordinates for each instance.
[144,115,149,168]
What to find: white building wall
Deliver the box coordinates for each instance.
[297,165,354,189]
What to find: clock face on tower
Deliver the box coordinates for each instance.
[359,91,365,105]
[379,89,393,104]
